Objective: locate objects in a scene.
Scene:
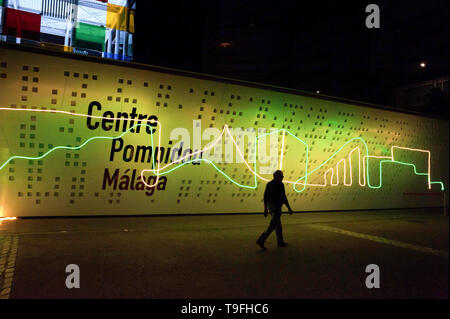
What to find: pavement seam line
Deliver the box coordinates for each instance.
[308,224,449,257]
[0,236,19,299]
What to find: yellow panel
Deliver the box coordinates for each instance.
[106,4,134,33]
[129,10,135,33]
[39,42,73,53]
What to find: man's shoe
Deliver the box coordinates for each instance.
[278,242,288,247]
[256,239,267,250]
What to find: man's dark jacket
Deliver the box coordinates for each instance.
[264,179,288,208]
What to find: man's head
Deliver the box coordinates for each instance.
[273,170,284,181]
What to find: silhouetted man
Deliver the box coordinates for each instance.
[256,170,293,250]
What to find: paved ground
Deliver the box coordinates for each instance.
[0,209,448,299]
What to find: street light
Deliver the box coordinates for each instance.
[218,42,232,48]
[420,62,426,68]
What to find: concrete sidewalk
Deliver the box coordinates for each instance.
[0,209,448,298]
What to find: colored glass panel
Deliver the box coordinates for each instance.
[3,8,41,41]
[108,0,129,6]
[40,16,67,38]
[73,22,105,52]
[77,2,107,26]
[0,1,133,61]
[39,41,73,53]
[129,10,135,33]
[7,0,43,12]
[106,3,134,33]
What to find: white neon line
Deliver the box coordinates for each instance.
[392,146,431,189]
[0,107,441,191]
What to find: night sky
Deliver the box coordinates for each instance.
[133,0,448,115]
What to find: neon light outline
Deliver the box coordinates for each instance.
[0,107,445,192]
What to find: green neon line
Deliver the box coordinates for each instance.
[369,160,431,189]
[0,124,146,171]
[430,181,445,191]
[158,127,443,192]
[392,160,429,176]
[0,121,445,192]
[157,158,256,189]
[297,137,370,181]
[292,137,370,192]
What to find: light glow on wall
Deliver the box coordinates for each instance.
[0,45,447,216]
[0,107,445,193]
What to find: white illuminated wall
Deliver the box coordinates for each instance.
[0,45,448,217]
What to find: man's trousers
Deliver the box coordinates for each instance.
[258,204,284,245]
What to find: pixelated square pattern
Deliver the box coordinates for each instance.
[0,46,448,216]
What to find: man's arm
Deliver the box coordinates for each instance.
[263,183,269,217]
[282,184,293,215]
[284,201,293,215]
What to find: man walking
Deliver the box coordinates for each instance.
[256,170,292,250]
[256,170,293,250]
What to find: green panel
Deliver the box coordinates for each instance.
[0,0,3,6]
[73,23,105,52]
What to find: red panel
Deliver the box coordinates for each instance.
[3,8,41,41]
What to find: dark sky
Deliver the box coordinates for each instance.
[133,0,449,110]
[134,1,207,71]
